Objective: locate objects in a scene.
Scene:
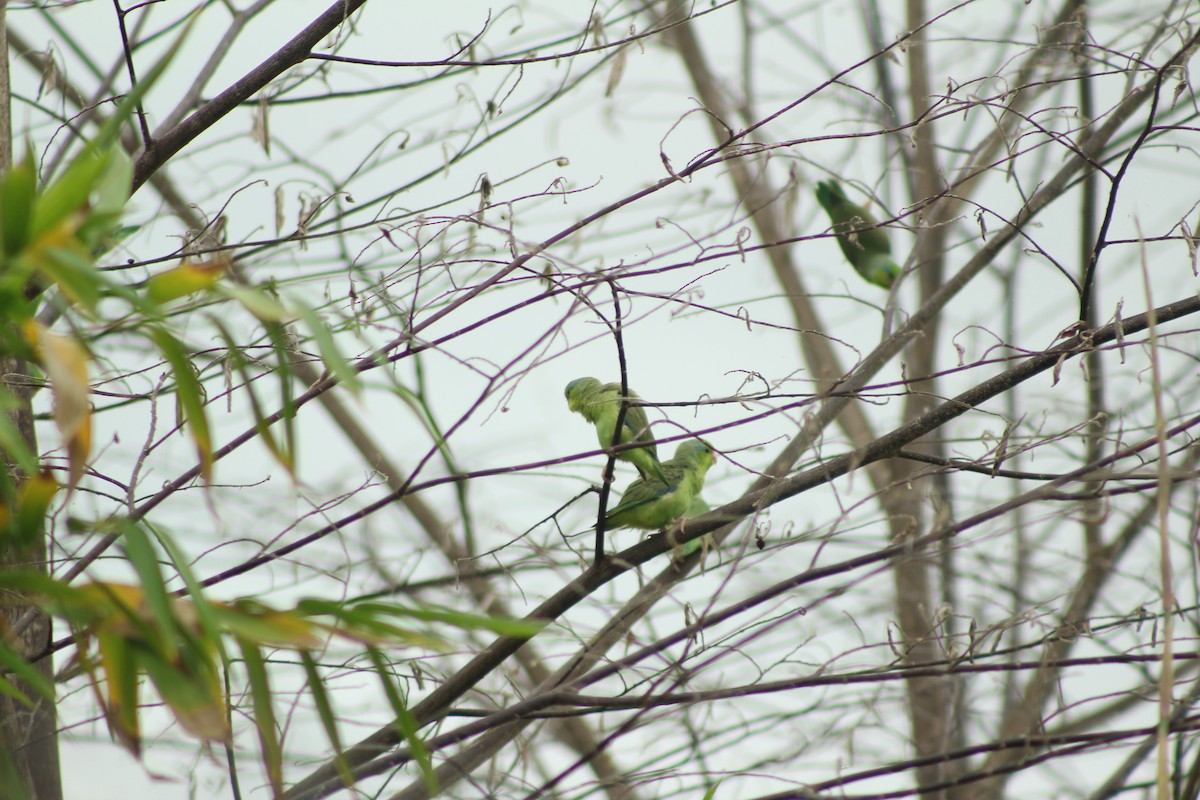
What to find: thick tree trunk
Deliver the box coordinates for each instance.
[0,7,64,797]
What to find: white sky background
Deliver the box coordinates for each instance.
[9,0,1200,798]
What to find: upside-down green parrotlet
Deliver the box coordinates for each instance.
[814,179,901,289]
[604,439,716,532]
[565,377,668,483]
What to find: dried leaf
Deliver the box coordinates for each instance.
[252,93,271,156]
[605,47,628,98]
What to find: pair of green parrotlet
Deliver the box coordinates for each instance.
[564,377,715,535]
[814,179,901,289]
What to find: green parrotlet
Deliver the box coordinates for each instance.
[814,179,901,289]
[665,495,715,558]
[565,377,668,483]
[604,439,716,532]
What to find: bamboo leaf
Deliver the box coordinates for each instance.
[1,156,37,258]
[114,521,176,659]
[149,326,213,480]
[96,631,141,755]
[367,647,435,793]
[23,321,92,486]
[0,395,37,478]
[145,521,225,663]
[299,651,352,787]
[147,256,230,305]
[261,321,298,472]
[33,243,105,312]
[140,644,229,742]
[343,601,546,639]
[217,601,320,649]
[4,469,60,549]
[238,638,283,797]
[30,146,108,240]
[219,284,290,322]
[0,641,55,706]
[293,301,361,393]
[90,146,132,217]
[210,318,294,475]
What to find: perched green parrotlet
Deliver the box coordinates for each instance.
[670,495,715,558]
[604,439,716,532]
[565,377,668,483]
[814,179,901,289]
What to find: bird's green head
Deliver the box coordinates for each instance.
[564,377,600,411]
[674,438,716,470]
[814,179,846,212]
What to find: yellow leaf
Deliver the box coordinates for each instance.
[29,213,83,254]
[146,256,229,304]
[142,647,229,742]
[2,470,60,547]
[222,603,322,649]
[167,689,230,742]
[95,631,141,755]
[77,582,146,636]
[23,322,92,487]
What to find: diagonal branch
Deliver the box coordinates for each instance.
[131,0,371,191]
[284,289,1200,800]
[288,358,644,800]
[283,16,1200,797]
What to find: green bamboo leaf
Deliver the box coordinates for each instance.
[0,568,83,607]
[0,642,55,706]
[294,598,349,619]
[115,520,176,659]
[145,520,226,664]
[91,223,140,257]
[296,598,544,648]
[73,144,133,256]
[0,398,37,478]
[293,301,361,393]
[146,258,228,305]
[0,746,32,800]
[0,673,34,708]
[1,156,37,258]
[323,618,445,651]
[219,284,290,322]
[299,651,352,787]
[262,320,298,471]
[367,647,435,793]
[213,603,319,649]
[211,318,294,475]
[7,470,59,550]
[139,644,229,742]
[149,326,213,480]
[238,638,283,796]
[90,146,133,216]
[35,245,104,312]
[96,631,141,754]
[30,146,109,240]
[348,601,546,639]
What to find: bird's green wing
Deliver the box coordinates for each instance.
[605,461,688,531]
[614,393,661,464]
[606,440,715,531]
